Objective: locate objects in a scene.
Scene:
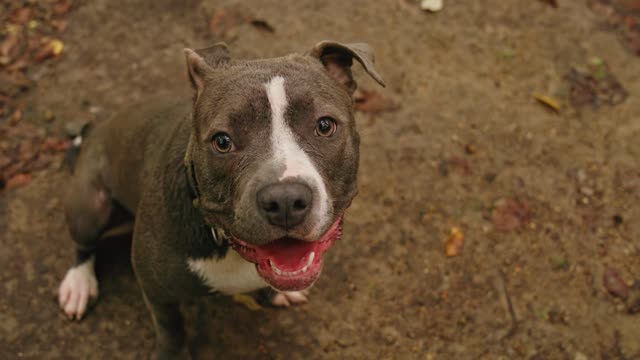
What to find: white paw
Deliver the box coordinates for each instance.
[271,290,310,307]
[58,257,98,320]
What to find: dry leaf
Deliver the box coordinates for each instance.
[11,7,33,25]
[53,0,73,15]
[445,227,464,257]
[538,0,558,7]
[354,89,398,114]
[40,137,70,152]
[533,94,561,113]
[232,294,263,311]
[5,172,32,190]
[603,267,629,299]
[35,39,64,61]
[51,19,69,32]
[0,35,21,58]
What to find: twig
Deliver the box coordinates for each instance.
[497,269,518,339]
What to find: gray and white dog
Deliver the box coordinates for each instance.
[57,40,384,358]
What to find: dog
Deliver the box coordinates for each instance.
[57,40,385,358]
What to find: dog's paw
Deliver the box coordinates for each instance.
[271,290,309,307]
[58,260,98,320]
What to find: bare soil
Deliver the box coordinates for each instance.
[1,0,639,359]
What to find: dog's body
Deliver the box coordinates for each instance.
[58,41,384,358]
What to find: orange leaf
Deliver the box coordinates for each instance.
[445,227,464,257]
[5,173,32,190]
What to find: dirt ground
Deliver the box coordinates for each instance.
[1,0,640,359]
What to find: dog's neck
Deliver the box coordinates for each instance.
[184,151,228,247]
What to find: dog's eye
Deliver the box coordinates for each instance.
[212,133,234,153]
[315,117,337,137]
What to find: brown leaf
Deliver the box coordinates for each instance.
[538,0,558,7]
[5,172,32,190]
[34,39,64,62]
[11,7,33,25]
[7,56,29,72]
[53,0,73,15]
[11,109,22,123]
[603,267,629,299]
[0,34,21,58]
[492,198,531,232]
[50,19,69,32]
[40,137,70,152]
[445,227,464,257]
[250,19,275,33]
[354,89,398,114]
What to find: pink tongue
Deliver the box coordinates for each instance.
[259,237,315,271]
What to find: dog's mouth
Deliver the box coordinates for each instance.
[229,216,343,291]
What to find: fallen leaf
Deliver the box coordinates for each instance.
[53,0,73,15]
[533,94,561,113]
[421,0,444,12]
[250,19,275,33]
[603,267,629,299]
[11,7,33,25]
[0,34,21,58]
[445,227,464,257]
[50,39,64,55]
[5,172,32,190]
[41,137,70,152]
[354,88,398,114]
[232,294,262,311]
[11,109,22,123]
[50,19,68,32]
[34,39,64,61]
[538,0,558,7]
[492,198,532,232]
[7,56,29,72]
[27,20,39,30]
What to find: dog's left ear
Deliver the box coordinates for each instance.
[309,41,385,94]
[184,43,231,100]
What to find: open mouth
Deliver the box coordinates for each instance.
[229,216,343,291]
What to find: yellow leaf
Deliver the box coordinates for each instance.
[533,94,561,113]
[232,294,262,311]
[50,39,64,56]
[445,227,464,257]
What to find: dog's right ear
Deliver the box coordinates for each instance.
[184,43,231,100]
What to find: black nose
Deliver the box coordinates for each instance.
[257,182,313,229]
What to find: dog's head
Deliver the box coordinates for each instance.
[184,41,385,291]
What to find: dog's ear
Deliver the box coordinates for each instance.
[309,41,385,94]
[184,43,231,99]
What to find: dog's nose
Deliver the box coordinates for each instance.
[257,182,313,229]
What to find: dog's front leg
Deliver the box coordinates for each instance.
[142,293,188,360]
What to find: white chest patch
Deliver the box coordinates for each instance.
[264,76,331,237]
[187,250,266,295]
